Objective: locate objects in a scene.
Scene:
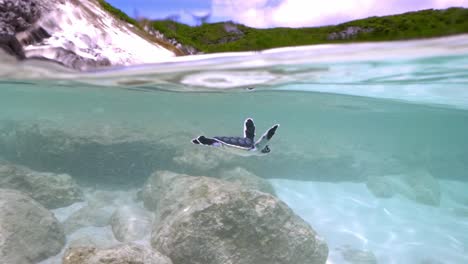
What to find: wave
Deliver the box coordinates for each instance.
[1,34,468,108]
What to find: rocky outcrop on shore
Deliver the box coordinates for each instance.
[0,34,26,59]
[0,0,177,70]
[141,21,198,55]
[327,26,374,40]
[0,0,44,35]
[0,189,66,264]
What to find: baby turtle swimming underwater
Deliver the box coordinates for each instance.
[192,118,279,156]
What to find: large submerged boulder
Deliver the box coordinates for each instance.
[0,189,65,264]
[141,167,276,211]
[0,162,83,209]
[146,171,329,264]
[366,169,441,206]
[63,244,172,264]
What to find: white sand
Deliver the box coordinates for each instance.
[270,179,468,264]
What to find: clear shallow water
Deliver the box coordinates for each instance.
[1,36,468,263]
[272,179,468,264]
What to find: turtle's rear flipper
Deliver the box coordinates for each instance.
[265,124,279,140]
[255,124,279,150]
[192,136,220,146]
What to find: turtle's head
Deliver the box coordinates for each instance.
[260,145,271,154]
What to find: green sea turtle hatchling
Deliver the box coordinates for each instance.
[192,118,279,156]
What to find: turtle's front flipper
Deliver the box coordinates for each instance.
[192,136,221,146]
[244,118,255,141]
[255,124,279,150]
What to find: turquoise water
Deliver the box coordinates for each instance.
[1,36,468,263]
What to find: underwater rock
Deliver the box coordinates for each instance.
[173,147,234,171]
[0,162,83,209]
[218,166,276,196]
[110,205,153,242]
[405,170,441,206]
[353,150,408,178]
[366,175,396,198]
[241,152,364,182]
[0,189,65,264]
[366,170,441,206]
[0,120,372,185]
[448,206,468,218]
[439,180,468,206]
[339,246,378,264]
[63,188,144,234]
[68,226,121,249]
[0,122,171,187]
[63,204,116,234]
[84,188,140,208]
[418,258,445,264]
[52,201,87,222]
[141,173,162,212]
[149,170,329,264]
[63,244,172,264]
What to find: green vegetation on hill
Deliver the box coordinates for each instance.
[97,0,141,29]
[340,8,468,40]
[97,1,468,54]
[97,0,186,54]
[151,8,468,53]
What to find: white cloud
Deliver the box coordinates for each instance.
[211,0,274,27]
[271,0,375,27]
[211,0,468,28]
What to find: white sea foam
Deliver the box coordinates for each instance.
[1,34,467,109]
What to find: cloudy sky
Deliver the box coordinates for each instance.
[108,0,468,27]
